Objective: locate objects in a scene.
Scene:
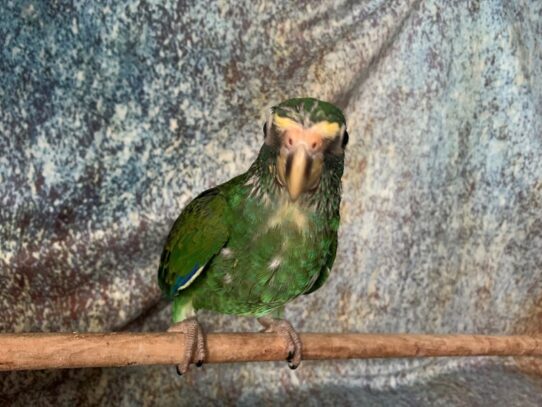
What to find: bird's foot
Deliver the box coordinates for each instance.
[168,317,206,375]
[258,317,302,369]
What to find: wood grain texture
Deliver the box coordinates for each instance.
[1,332,542,371]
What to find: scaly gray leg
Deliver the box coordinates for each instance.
[168,317,206,375]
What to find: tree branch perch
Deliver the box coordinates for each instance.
[1,332,541,371]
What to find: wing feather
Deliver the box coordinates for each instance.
[158,188,230,298]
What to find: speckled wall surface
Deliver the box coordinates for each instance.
[1,0,542,405]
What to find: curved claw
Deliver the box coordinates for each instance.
[288,361,299,370]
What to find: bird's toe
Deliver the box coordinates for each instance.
[176,362,190,376]
[287,345,302,369]
[258,317,303,370]
[287,350,294,362]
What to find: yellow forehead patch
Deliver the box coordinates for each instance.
[274,114,341,139]
[309,121,341,139]
[273,114,303,132]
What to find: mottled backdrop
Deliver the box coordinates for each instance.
[1,0,542,405]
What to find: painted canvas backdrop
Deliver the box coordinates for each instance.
[1,0,542,404]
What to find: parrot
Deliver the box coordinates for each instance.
[158,97,349,374]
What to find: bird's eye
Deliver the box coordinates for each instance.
[263,122,267,138]
[342,130,349,148]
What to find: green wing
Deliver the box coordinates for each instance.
[304,232,338,295]
[158,188,230,299]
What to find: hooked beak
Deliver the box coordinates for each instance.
[286,147,310,201]
[278,144,323,202]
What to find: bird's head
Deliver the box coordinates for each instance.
[263,97,348,202]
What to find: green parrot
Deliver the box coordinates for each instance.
[158,97,349,374]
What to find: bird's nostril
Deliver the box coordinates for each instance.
[288,137,293,146]
[312,142,317,149]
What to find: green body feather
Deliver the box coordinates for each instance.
[158,98,344,322]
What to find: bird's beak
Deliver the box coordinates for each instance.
[286,147,310,202]
[277,142,323,202]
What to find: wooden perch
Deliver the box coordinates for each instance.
[1,332,541,371]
